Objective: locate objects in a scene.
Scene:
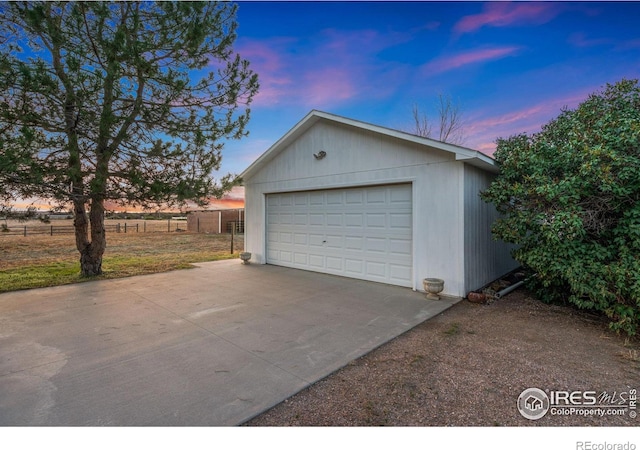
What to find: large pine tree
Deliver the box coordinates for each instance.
[0,1,259,276]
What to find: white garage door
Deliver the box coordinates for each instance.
[266,184,412,287]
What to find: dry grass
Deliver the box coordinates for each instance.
[0,227,243,292]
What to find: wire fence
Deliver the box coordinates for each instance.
[0,219,190,237]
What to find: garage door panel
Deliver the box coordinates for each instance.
[309,254,324,267]
[390,185,412,204]
[279,250,292,262]
[326,256,343,271]
[267,248,279,260]
[345,213,364,227]
[345,236,364,251]
[366,213,386,228]
[366,188,386,204]
[278,194,293,206]
[345,259,364,275]
[326,191,343,205]
[325,235,344,249]
[389,238,412,256]
[293,252,307,264]
[309,192,324,205]
[390,264,412,283]
[266,184,412,287]
[294,193,308,206]
[279,232,293,243]
[365,237,387,253]
[390,213,411,229]
[326,213,342,227]
[309,234,324,246]
[294,213,308,225]
[309,213,324,226]
[366,261,387,278]
[345,190,364,204]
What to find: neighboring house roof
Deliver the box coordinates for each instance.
[186,208,244,214]
[240,110,498,180]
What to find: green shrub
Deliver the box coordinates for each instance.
[482,79,640,335]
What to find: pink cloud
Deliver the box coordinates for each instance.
[468,105,545,131]
[422,46,520,75]
[454,2,561,34]
[568,32,612,48]
[304,68,357,106]
[237,28,415,109]
[465,89,595,155]
[320,28,382,54]
[236,39,296,106]
[424,21,440,31]
[237,40,288,73]
[465,105,547,156]
[616,38,640,51]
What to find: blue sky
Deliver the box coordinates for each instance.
[218,1,640,177]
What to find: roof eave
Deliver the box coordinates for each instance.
[455,152,499,174]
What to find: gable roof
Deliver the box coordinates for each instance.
[240,110,498,180]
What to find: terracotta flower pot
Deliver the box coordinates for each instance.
[467,292,487,304]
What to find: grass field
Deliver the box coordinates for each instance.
[0,225,244,293]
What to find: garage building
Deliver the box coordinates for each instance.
[240,110,517,297]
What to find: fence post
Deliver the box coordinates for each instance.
[124,222,127,233]
[230,223,234,254]
[136,223,139,233]
[51,225,53,236]
[144,221,146,233]
[24,225,27,237]
[168,219,170,232]
[197,217,200,233]
[231,223,234,255]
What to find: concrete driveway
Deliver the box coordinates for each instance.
[0,259,457,426]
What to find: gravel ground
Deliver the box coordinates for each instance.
[245,289,640,426]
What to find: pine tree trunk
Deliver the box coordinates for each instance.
[74,197,106,277]
[80,246,103,276]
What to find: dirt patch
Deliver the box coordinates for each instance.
[245,290,640,426]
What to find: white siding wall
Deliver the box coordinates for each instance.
[244,121,469,296]
[463,165,519,293]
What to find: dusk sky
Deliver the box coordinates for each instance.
[10,1,640,211]
[218,1,640,178]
